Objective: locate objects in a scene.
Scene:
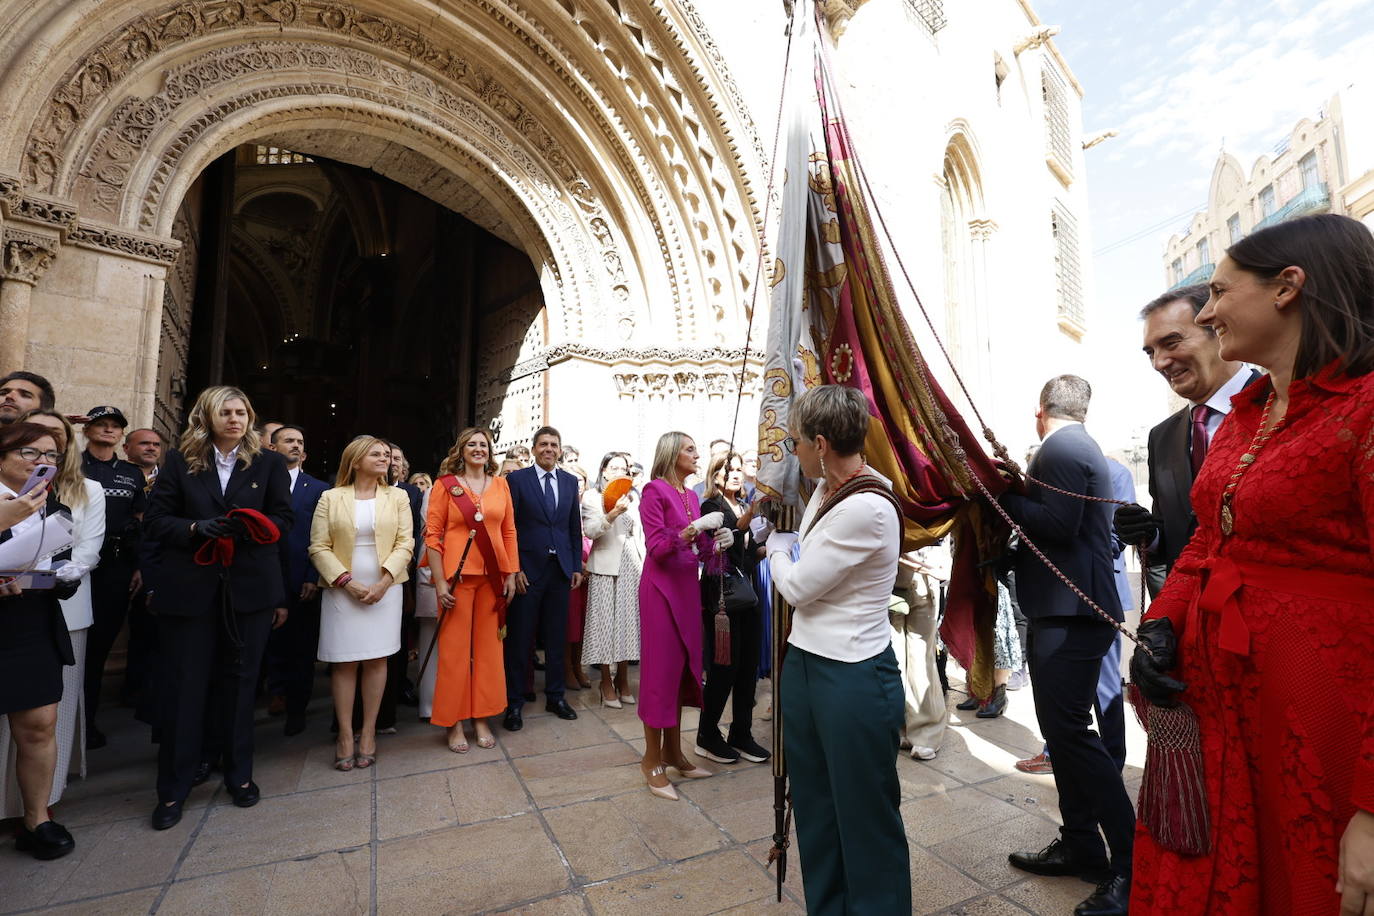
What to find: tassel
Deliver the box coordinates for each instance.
[1128,685,1211,856]
[714,578,732,665]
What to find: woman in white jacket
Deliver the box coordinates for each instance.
[580,452,643,707]
[1,409,105,815]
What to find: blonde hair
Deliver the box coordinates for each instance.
[179,386,261,475]
[18,408,87,508]
[650,431,692,483]
[408,472,433,491]
[335,436,391,488]
[439,427,499,477]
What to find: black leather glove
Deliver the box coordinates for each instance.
[196,517,234,539]
[1131,617,1187,707]
[1113,503,1159,548]
[52,578,81,601]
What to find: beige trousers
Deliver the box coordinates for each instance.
[889,588,947,752]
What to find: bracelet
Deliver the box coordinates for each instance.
[334,572,352,587]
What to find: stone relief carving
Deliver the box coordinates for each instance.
[1,230,59,284]
[67,223,181,263]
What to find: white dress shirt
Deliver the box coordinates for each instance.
[213,445,240,492]
[1195,365,1255,445]
[288,466,301,492]
[58,478,106,630]
[770,473,901,663]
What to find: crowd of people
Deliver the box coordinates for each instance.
[2,212,1373,916]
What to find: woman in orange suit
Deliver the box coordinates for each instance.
[425,428,519,753]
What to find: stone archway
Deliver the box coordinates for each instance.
[0,0,770,458]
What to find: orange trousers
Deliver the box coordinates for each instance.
[430,578,507,726]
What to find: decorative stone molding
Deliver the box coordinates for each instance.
[9,194,78,233]
[1,229,59,285]
[613,373,642,398]
[820,0,871,38]
[644,373,670,399]
[68,222,181,264]
[968,218,999,242]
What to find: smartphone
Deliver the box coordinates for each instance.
[17,464,56,497]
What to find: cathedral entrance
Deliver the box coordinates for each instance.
[160,143,545,477]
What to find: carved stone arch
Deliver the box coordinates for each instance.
[941,123,986,219]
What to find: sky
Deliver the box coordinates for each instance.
[1033,0,1374,458]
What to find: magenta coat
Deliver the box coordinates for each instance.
[637,479,712,728]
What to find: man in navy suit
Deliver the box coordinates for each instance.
[502,426,584,730]
[1000,376,1134,916]
[263,425,326,736]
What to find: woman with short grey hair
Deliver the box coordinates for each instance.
[767,384,911,913]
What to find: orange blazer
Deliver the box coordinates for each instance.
[424,475,519,581]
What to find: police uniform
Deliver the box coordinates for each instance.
[80,406,148,745]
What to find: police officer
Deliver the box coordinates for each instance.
[81,405,148,749]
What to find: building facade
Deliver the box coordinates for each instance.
[0,0,1093,472]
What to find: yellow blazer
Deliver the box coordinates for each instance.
[309,484,414,587]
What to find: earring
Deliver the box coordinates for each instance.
[819,455,828,478]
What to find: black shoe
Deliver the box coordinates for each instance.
[191,761,212,786]
[1009,838,1110,880]
[522,691,536,703]
[503,706,524,731]
[1075,874,1130,916]
[283,712,307,737]
[976,684,1008,718]
[85,726,107,750]
[955,695,980,711]
[399,685,420,707]
[694,731,741,764]
[15,821,75,860]
[545,699,578,720]
[533,657,545,671]
[728,733,771,763]
[225,781,260,808]
[151,800,183,831]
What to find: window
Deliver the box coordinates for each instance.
[902,0,947,34]
[1051,203,1084,327]
[1259,185,1276,218]
[1042,65,1073,180]
[1227,213,1242,244]
[1299,151,1319,190]
[254,145,312,165]
[1195,237,1210,269]
[1171,257,1184,286]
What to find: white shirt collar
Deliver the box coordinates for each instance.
[288,466,301,489]
[1198,365,1254,416]
[214,445,240,466]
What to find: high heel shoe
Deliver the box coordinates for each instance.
[599,689,622,709]
[642,764,678,800]
[665,759,713,779]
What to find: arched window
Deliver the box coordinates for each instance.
[939,133,991,402]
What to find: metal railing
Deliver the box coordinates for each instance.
[1170,262,1215,290]
[1254,183,1330,231]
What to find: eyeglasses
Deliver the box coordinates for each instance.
[781,437,797,454]
[11,447,63,463]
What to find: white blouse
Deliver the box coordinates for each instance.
[769,475,900,663]
[59,478,106,631]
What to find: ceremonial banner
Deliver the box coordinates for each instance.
[756,1,1008,698]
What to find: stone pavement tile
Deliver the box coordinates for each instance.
[157,847,370,916]
[676,765,775,844]
[972,774,1065,827]
[28,887,162,915]
[544,791,730,882]
[900,785,1024,848]
[598,705,700,742]
[376,814,569,915]
[928,810,1066,890]
[625,729,698,757]
[895,754,964,800]
[1002,874,1097,914]
[246,740,310,796]
[376,761,529,840]
[949,711,1045,757]
[713,895,806,914]
[744,836,805,906]
[935,893,1036,915]
[178,782,371,876]
[515,743,644,809]
[583,848,772,915]
[908,843,987,913]
[492,893,592,914]
[920,728,1030,786]
[367,721,496,779]
[0,821,114,911]
[53,761,217,829]
[500,713,622,758]
[47,811,196,903]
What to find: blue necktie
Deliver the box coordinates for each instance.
[543,471,557,514]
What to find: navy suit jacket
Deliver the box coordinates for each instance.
[507,464,583,579]
[1000,424,1122,622]
[281,470,327,595]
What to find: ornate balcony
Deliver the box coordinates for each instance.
[1254,183,1330,231]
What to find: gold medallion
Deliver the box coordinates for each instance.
[1220,503,1234,535]
[450,485,463,497]
[1240,453,1255,465]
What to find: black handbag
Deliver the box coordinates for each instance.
[720,565,757,612]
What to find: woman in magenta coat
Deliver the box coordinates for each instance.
[636,432,733,800]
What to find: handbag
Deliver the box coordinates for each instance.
[713,564,757,664]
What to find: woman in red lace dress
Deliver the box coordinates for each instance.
[1130,214,1374,915]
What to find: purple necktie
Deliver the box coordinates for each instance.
[1190,404,1210,476]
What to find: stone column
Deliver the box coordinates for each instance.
[0,229,58,370]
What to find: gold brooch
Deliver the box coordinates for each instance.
[251,482,258,488]
[450,485,464,497]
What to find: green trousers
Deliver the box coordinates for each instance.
[782,644,911,914]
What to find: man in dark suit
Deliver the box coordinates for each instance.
[1113,284,1258,594]
[263,425,326,736]
[502,426,584,730]
[1000,375,1134,916]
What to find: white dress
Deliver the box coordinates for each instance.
[317,498,402,662]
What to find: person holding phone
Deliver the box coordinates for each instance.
[142,386,292,830]
[0,422,78,859]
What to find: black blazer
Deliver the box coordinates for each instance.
[1000,424,1122,622]
[280,470,327,595]
[1145,368,1262,574]
[144,448,293,616]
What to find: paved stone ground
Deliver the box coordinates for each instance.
[2,664,1144,915]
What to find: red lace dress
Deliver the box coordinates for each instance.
[1131,367,1374,915]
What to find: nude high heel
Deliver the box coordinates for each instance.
[642,764,678,800]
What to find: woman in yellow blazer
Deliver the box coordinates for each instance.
[309,436,414,770]
[425,427,519,753]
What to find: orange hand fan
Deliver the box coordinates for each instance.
[602,478,633,513]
